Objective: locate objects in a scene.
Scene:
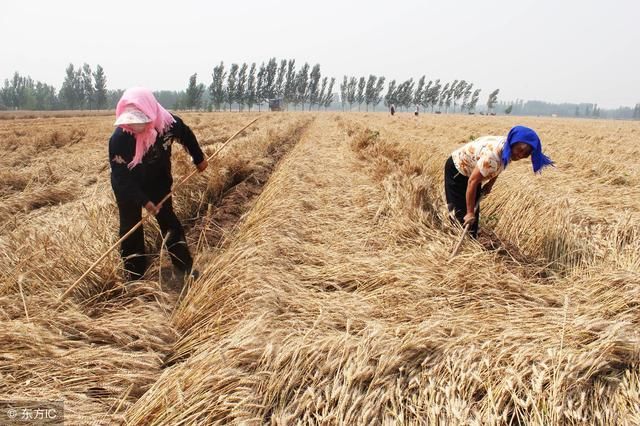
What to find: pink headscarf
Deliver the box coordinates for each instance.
[115,87,175,169]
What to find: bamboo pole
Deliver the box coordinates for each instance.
[59,117,260,302]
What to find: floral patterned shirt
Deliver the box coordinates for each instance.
[451,136,507,180]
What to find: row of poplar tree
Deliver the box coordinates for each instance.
[185,59,336,111]
[186,58,499,113]
[341,76,498,113]
[1,59,500,113]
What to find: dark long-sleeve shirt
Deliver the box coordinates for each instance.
[109,114,204,206]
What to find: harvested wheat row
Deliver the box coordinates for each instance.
[125,114,639,425]
[0,112,310,424]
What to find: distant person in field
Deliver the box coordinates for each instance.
[108,87,208,282]
[444,126,553,237]
[390,104,396,116]
[414,106,419,116]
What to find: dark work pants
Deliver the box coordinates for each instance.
[444,156,481,238]
[117,194,193,281]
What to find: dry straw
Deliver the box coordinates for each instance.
[124,115,639,424]
[1,112,638,424]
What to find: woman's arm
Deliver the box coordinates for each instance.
[170,115,205,166]
[482,176,498,195]
[464,166,484,224]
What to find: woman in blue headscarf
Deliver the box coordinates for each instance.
[444,125,553,237]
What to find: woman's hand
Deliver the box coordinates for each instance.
[145,201,158,216]
[196,159,208,172]
[465,167,483,223]
[463,212,476,227]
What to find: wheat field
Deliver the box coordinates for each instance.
[0,111,638,424]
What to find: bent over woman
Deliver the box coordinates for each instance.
[444,125,553,237]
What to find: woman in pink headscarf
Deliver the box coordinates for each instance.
[109,87,207,283]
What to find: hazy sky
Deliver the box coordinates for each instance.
[1,0,638,108]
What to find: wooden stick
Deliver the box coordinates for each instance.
[450,222,471,259]
[59,117,260,302]
[449,195,482,259]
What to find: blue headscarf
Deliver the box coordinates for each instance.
[501,126,554,174]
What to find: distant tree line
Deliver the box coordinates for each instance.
[379,78,485,114]
[1,62,638,119]
[183,58,336,112]
[183,60,499,114]
[338,75,385,111]
[0,64,119,110]
[333,77,487,114]
[493,99,640,119]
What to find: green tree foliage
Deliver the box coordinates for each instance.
[256,62,266,111]
[487,89,500,112]
[60,64,79,109]
[346,77,357,110]
[324,77,335,110]
[419,80,432,111]
[226,63,239,111]
[283,59,296,109]
[275,59,287,98]
[340,76,348,110]
[34,81,58,110]
[445,80,457,113]
[461,83,473,113]
[294,63,309,110]
[384,79,397,108]
[263,58,278,101]
[308,64,322,110]
[398,79,415,110]
[185,73,205,110]
[469,89,481,112]
[93,65,108,109]
[364,75,376,111]
[413,76,425,107]
[438,82,450,112]
[318,77,327,111]
[373,76,385,111]
[12,58,630,117]
[0,72,46,109]
[209,62,226,111]
[356,77,366,111]
[246,63,257,111]
[428,79,441,111]
[81,64,94,109]
[236,63,248,111]
[107,89,125,109]
[453,80,466,113]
